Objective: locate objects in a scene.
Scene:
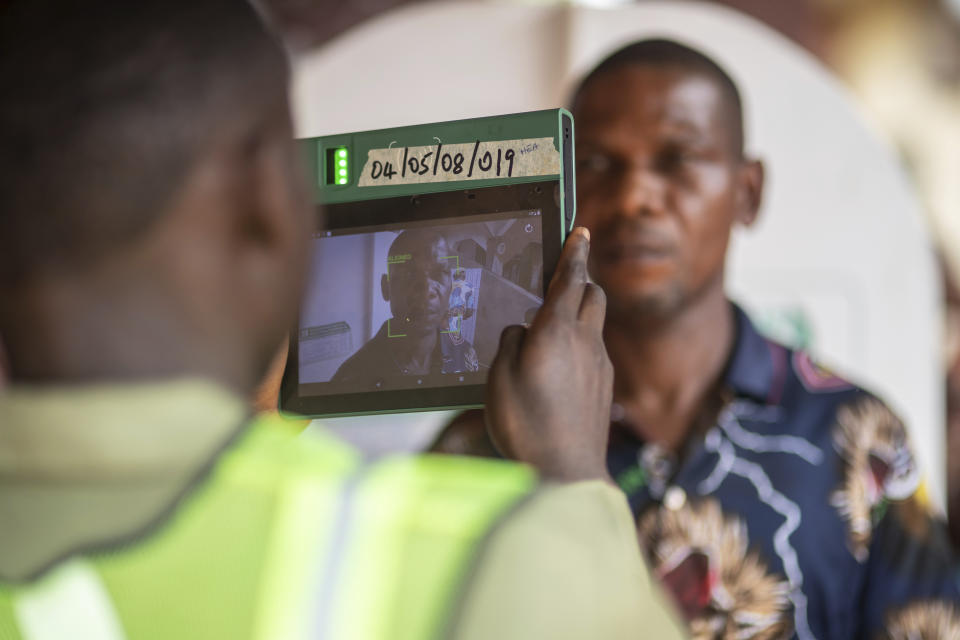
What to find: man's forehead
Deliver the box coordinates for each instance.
[390,233,450,261]
[574,66,730,143]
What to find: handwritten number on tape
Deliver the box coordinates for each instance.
[358,137,559,187]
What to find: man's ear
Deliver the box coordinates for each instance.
[735,158,765,228]
[235,129,311,253]
[222,119,313,374]
[381,273,391,302]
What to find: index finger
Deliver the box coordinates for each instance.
[539,227,591,321]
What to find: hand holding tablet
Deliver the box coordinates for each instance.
[485,227,615,483]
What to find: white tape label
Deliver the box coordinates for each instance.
[358,137,560,187]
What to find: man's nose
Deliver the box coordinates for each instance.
[613,165,667,220]
[412,275,440,301]
[426,279,441,300]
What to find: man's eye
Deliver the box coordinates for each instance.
[656,148,694,173]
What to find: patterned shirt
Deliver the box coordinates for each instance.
[607,305,960,639]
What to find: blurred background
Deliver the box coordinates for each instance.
[263,0,956,543]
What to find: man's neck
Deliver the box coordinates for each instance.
[604,283,735,452]
[1,278,257,394]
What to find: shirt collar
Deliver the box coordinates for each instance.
[0,378,249,581]
[723,304,787,405]
[0,379,247,480]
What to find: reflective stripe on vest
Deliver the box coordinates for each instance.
[13,559,126,640]
[305,455,536,640]
[3,417,536,640]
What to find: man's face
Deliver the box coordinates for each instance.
[385,233,454,335]
[248,89,315,378]
[574,64,751,319]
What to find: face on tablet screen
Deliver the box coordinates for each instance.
[298,210,544,394]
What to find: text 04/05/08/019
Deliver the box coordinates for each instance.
[358,138,560,187]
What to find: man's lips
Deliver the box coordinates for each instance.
[595,241,676,266]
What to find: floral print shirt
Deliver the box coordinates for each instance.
[608,305,960,639]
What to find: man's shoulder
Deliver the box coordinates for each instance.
[741,328,877,441]
[225,415,361,481]
[454,479,687,640]
[728,306,868,430]
[330,345,380,381]
[731,339,933,557]
[727,326,911,478]
[331,324,394,382]
[781,347,861,401]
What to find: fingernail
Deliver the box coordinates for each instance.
[575,227,590,242]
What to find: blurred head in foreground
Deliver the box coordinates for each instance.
[0,0,313,394]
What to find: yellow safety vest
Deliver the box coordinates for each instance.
[0,416,537,640]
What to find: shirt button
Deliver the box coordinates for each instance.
[663,486,687,511]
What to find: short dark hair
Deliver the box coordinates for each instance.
[0,0,285,285]
[572,39,745,156]
[388,229,448,261]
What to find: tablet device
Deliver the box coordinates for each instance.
[280,109,575,417]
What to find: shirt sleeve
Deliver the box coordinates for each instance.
[860,485,960,637]
[449,480,687,640]
[824,392,960,635]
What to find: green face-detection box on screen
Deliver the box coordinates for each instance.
[280,109,575,417]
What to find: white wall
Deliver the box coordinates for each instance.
[294,2,945,509]
[300,234,374,382]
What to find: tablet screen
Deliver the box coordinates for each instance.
[300,210,543,393]
[286,179,562,414]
